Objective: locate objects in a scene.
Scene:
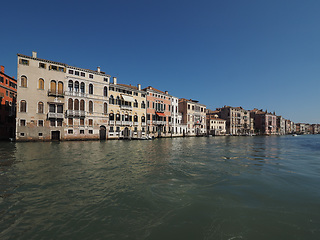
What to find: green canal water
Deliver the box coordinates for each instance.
[0,135,320,240]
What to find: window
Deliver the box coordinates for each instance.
[20,119,26,126]
[58,67,65,72]
[89,74,93,79]
[89,101,93,113]
[68,80,73,91]
[20,133,25,136]
[50,119,55,127]
[68,118,73,126]
[21,76,27,87]
[89,119,93,126]
[104,78,108,82]
[81,72,85,77]
[89,130,93,134]
[68,99,73,110]
[75,71,79,76]
[110,126,114,132]
[39,63,46,69]
[20,59,29,65]
[141,116,145,122]
[104,86,108,96]
[50,80,56,93]
[57,119,63,127]
[109,113,114,120]
[74,99,79,111]
[20,100,27,112]
[38,102,44,113]
[134,115,138,122]
[134,127,137,132]
[80,82,85,93]
[75,81,79,92]
[38,78,44,90]
[134,100,138,108]
[80,129,84,134]
[80,100,85,111]
[49,104,56,113]
[116,96,120,106]
[188,104,190,110]
[104,103,108,115]
[68,129,73,134]
[109,95,114,104]
[80,119,84,126]
[141,101,145,109]
[69,69,74,74]
[39,133,43,137]
[38,120,44,126]
[89,84,93,94]
[58,81,63,95]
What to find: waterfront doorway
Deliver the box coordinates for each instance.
[123,127,130,139]
[99,126,106,140]
[51,131,60,141]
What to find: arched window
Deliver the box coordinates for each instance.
[109,113,114,120]
[20,100,27,112]
[58,81,64,95]
[116,113,120,121]
[104,86,108,97]
[134,100,138,108]
[141,116,145,122]
[80,82,85,93]
[104,103,108,115]
[38,78,44,90]
[80,100,85,111]
[89,84,93,94]
[141,101,145,109]
[89,101,93,113]
[38,102,44,113]
[109,95,114,104]
[134,115,138,122]
[50,80,56,94]
[75,81,79,92]
[74,99,79,110]
[68,98,73,110]
[116,96,121,106]
[21,76,27,88]
[68,80,73,92]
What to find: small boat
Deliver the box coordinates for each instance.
[292,134,298,137]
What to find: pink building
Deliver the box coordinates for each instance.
[250,109,277,135]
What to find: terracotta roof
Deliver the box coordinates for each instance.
[208,116,225,121]
[143,86,166,94]
[118,83,139,90]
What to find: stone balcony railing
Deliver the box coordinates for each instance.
[48,90,64,97]
[109,120,115,125]
[64,91,87,98]
[48,112,64,119]
[133,122,139,126]
[120,105,132,111]
[65,110,85,118]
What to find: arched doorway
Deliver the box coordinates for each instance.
[123,127,130,139]
[99,126,106,140]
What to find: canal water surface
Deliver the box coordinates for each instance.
[0,135,320,240]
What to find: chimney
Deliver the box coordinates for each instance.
[165,91,168,94]
[138,84,141,90]
[32,51,37,58]
[0,65,4,73]
[97,66,101,72]
[113,77,117,85]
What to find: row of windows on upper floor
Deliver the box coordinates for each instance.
[0,76,17,89]
[187,104,205,112]
[108,96,146,108]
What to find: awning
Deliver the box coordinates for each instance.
[156,112,166,117]
[121,95,134,102]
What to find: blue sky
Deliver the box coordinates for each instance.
[1,0,319,123]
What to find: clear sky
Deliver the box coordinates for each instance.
[1,0,319,123]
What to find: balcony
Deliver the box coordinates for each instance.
[147,120,151,125]
[134,122,139,126]
[122,121,133,126]
[109,120,115,125]
[141,122,146,126]
[48,112,64,119]
[120,105,132,111]
[65,91,87,98]
[48,90,64,97]
[154,121,166,125]
[116,121,122,125]
[65,110,85,118]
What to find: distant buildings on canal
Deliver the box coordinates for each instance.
[0,51,319,141]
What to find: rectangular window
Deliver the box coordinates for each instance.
[38,132,43,136]
[49,104,55,113]
[58,67,65,72]
[68,118,73,126]
[75,71,79,76]
[20,59,29,65]
[89,74,93,79]
[116,127,120,132]
[110,126,114,132]
[68,129,73,134]
[57,105,63,113]
[104,78,108,82]
[50,119,55,127]
[20,133,25,136]
[89,119,93,126]
[39,63,46,68]
[38,120,44,126]
[20,119,26,126]
[81,72,85,77]
[89,130,93,134]
[80,129,84,134]
[51,65,58,71]
[69,69,74,74]
[80,119,84,126]
[57,120,63,126]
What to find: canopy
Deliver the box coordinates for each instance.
[121,95,134,102]
[156,112,166,117]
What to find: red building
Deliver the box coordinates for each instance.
[0,65,17,140]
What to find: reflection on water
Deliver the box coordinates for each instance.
[0,136,320,239]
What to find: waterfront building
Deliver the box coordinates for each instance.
[0,65,17,140]
[179,99,206,136]
[108,78,147,139]
[250,109,277,135]
[170,96,186,136]
[144,86,172,137]
[16,52,110,141]
[217,106,252,135]
[276,116,286,135]
[206,115,226,136]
